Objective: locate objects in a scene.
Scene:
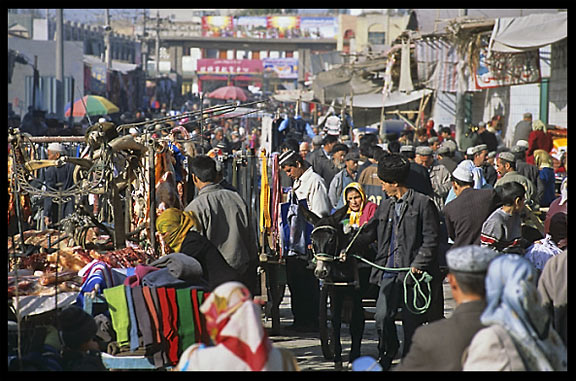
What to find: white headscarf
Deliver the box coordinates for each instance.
[481,255,567,371]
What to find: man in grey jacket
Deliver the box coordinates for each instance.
[394,245,498,371]
[184,155,258,294]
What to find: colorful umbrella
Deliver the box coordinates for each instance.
[207,86,248,101]
[64,95,119,117]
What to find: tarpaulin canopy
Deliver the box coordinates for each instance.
[336,88,433,108]
[312,65,383,103]
[489,12,568,53]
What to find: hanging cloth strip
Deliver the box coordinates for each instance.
[102,285,131,348]
[157,287,180,365]
[176,288,197,350]
[124,285,140,352]
[259,149,271,234]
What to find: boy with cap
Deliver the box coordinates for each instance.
[495,151,536,206]
[444,160,499,248]
[58,305,107,371]
[395,245,499,371]
[351,153,442,370]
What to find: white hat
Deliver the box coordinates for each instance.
[129,127,139,135]
[452,159,474,183]
[516,139,529,148]
[47,142,66,153]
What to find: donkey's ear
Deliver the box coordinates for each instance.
[331,205,349,224]
[299,203,320,226]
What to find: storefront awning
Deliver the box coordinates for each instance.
[489,12,567,53]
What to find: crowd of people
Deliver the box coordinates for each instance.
[8,100,567,371]
[273,112,566,371]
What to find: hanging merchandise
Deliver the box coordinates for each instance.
[325,115,341,136]
[399,38,414,93]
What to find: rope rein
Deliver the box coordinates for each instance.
[312,222,432,314]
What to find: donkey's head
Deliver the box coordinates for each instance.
[300,205,350,281]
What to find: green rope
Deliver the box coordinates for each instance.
[352,254,432,315]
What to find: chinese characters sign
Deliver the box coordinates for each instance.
[197,59,263,75]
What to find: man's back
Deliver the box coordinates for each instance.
[184,183,257,274]
[444,188,498,248]
[513,119,532,145]
[394,300,486,371]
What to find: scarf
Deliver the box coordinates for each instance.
[481,255,567,371]
[156,208,200,253]
[201,282,271,371]
[343,182,367,227]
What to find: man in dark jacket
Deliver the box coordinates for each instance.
[394,245,498,371]
[444,161,500,248]
[352,153,442,370]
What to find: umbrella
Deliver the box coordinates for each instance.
[64,95,120,117]
[207,86,248,102]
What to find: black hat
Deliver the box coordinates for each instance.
[377,153,410,184]
[58,306,98,350]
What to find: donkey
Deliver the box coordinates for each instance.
[300,205,366,369]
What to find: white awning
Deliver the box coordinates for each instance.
[489,12,567,53]
[336,88,433,108]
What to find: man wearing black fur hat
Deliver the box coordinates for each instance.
[351,153,443,370]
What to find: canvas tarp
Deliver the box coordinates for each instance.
[489,12,567,53]
[312,65,383,103]
[335,89,433,127]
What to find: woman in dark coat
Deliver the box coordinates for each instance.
[156,208,241,291]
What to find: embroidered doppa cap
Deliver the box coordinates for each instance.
[47,142,66,153]
[279,150,299,166]
[498,151,516,163]
[437,145,450,155]
[446,245,500,273]
[452,160,474,183]
[415,146,433,156]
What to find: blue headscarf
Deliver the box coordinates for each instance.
[481,254,567,370]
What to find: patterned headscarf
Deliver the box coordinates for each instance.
[343,182,367,227]
[481,255,567,370]
[155,208,200,253]
[200,282,271,371]
[532,119,547,133]
[533,149,554,169]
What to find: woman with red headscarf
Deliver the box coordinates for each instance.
[175,282,299,371]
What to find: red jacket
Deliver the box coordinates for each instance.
[526,130,553,164]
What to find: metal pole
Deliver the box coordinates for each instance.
[155,10,160,77]
[104,9,112,71]
[55,9,64,121]
[148,144,157,255]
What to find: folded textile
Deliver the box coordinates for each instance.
[150,253,204,281]
[102,285,131,348]
[141,268,206,289]
[124,264,159,287]
[76,260,115,307]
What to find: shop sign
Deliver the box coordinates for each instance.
[474,48,541,89]
[263,58,298,79]
[197,59,263,75]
